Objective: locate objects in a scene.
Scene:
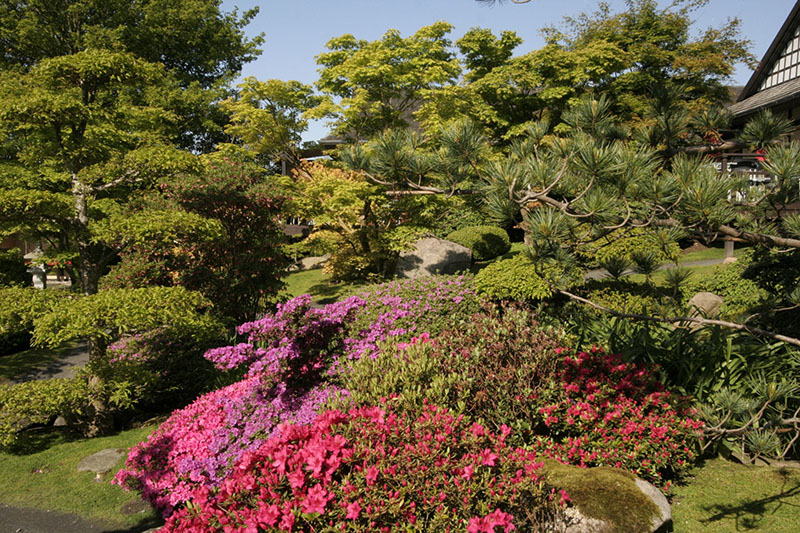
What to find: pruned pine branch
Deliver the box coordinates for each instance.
[558,289,800,348]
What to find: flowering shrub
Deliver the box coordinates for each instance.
[161,402,560,532]
[346,275,482,357]
[117,275,483,512]
[530,348,703,488]
[342,304,566,442]
[343,311,701,489]
[205,294,368,379]
[114,373,345,514]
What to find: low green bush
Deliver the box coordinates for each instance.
[0,248,30,287]
[0,288,73,355]
[446,225,510,261]
[580,228,680,266]
[0,377,89,448]
[474,254,579,301]
[585,281,673,316]
[682,254,766,319]
[341,304,566,442]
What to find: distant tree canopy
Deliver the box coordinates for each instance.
[314,1,754,141]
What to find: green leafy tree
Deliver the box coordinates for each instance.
[0,0,261,87]
[309,21,462,139]
[0,1,261,294]
[216,77,321,168]
[542,0,755,117]
[0,49,200,294]
[102,161,289,323]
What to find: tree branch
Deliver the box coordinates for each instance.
[558,289,800,347]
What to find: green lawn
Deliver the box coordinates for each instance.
[283,267,359,304]
[672,457,800,532]
[0,425,161,531]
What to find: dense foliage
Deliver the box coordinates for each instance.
[103,161,289,322]
[0,248,29,288]
[0,377,89,448]
[446,225,510,261]
[0,287,72,354]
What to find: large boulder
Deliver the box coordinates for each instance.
[395,237,471,279]
[544,461,671,533]
[687,291,724,318]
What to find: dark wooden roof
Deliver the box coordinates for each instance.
[737,1,800,104]
[729,77,800,117]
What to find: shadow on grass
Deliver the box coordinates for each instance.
[699,470,800,530]
[6,425,85,455]
[309,281,349,305]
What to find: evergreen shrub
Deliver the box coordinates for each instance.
[446,225,510,261]
[474,254,578,301]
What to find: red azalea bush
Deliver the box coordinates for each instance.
[342,308,702,489]
[162,401,562,532]
[530,347,703,488]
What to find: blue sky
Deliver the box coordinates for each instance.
[221,0,798,141]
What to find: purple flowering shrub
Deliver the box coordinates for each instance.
[114,374,345,513]
[116,275,482,513]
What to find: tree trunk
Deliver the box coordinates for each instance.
[72,174,99,296]
[84,337,112,437]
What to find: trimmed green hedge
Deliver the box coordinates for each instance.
[474,254,580,301]
[0,288,72,355]
[446,225,510,261]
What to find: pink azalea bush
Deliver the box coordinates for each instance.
[114,373,346,513]
[116,276,481,513]
[530,347,703,488]
[161,401,559,532]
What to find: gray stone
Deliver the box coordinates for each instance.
[76,448,126,474]
[299,254,330,270]
[395,237,471,279]
[687,291,724,318]
[120,498,153,515]
[53,416,68,427]
[635,478,671,532]
[560,507,612,532]
[722,256,738,264]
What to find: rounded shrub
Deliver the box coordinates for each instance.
[0,287,72,355]
[446,225,510,261]
[0,377,89,448]
[580,229,679,266]
[474,254,579,301]
[342,304,567,442]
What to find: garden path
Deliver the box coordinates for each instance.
[10,341,89,384]
[0,503,155,533]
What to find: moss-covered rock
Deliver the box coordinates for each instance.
[544,460,664,533]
